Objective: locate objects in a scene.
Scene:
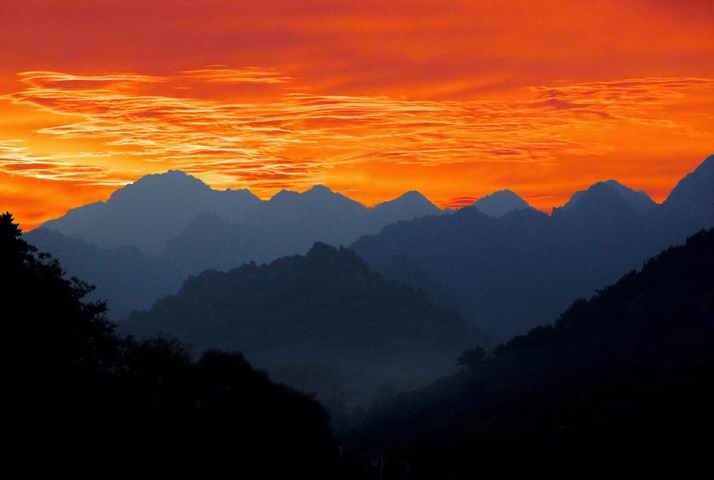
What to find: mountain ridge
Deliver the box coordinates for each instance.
[352,155,714,340]
[346,227,714,478]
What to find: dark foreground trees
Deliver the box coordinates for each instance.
[2,212,336,476]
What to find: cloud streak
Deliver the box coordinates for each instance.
[5,70,712,196]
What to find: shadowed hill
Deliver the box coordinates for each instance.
[345,227,714,479]
[122,243,481,415]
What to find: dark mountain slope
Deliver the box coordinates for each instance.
[123,243,481,412]
[346,228,714,479]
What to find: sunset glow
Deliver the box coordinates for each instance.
[1,0,713,229]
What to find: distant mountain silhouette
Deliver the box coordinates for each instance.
[345,227,714,479]
[159,185,442,268]
[473,189,531,216]
[43,170,261,253]
[32,174,445,317]
[122,243,480,418]
[352,156,714,341]
[29,156,714,339]
[41,174,442,256]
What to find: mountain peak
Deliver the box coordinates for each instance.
[601,180,656,213]
[108,170,210,203]
[131,169,206,187]
[305,184,334,195]
[560,180,655,214]
[270,189,301,202]
[473,190,530,217]
[663,155,714,226]
[376,190,437,208]
[396,190,432,203]
[371,190,440,225]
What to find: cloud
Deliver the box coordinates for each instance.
[0,140,125,185]
[8,71,714,189]
[2,69,713,200]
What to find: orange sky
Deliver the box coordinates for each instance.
[1,0,713,229]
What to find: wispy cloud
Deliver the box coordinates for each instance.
[6,69,711,195]
[0,140,125,185]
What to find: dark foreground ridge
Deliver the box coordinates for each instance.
[343,227,714,479]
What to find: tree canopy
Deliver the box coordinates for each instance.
[2,212,336,475]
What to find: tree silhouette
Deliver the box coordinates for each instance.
[2,212,336,475]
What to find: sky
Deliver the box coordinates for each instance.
[1,0,713,230]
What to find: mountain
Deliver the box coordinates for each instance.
[32,156,714,338]
[41,174,441,257]
[42,170,261,253]
[346,228,714,479]
[162,186,442,269]
[241,185,373,262]
[25,228,185,318]
[472,189,531,217]
[559,180,656,214]
[34,174,444,317]
[662,154,714,232]
[122,243,481,417]
[352,157,714,341]
[602,179,657,212]
[371,191,441,226]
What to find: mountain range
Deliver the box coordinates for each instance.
[353,155,714,340]
[41,171,443,256]
[26,171,526,317]
[27,155,714,341]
